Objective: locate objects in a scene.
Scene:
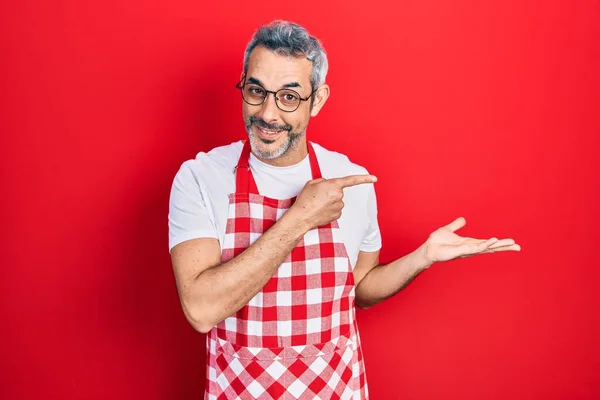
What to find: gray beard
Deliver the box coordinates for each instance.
[246,125,304,160]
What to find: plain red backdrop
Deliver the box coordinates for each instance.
[1,0,599,399]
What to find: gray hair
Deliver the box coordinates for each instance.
[242,20,329,90]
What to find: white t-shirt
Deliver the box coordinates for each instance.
[168,140,382,268]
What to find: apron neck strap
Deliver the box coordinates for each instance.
[235,140,321,194]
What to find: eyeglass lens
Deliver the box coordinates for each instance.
[242,84,301,111]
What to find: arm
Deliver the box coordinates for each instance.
[353,246,431,310]
[171,210,310,333]
[170,174,378,333]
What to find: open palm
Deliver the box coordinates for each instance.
[422,217,521,264]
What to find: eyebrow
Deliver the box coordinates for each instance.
[247,76,302,89]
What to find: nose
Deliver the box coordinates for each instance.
[256,92,280,122]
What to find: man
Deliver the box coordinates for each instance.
[168,20,520,400]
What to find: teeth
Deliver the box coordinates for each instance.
[259,128,280,134]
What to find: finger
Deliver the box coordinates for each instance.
[444,217,466,233]
[333,174,378,188]
[461,237,499,245]
[488,238,516,249]
[457,234,515,248]
[446,237,496,259]
[461,237,498,256]
[481,244,521,254]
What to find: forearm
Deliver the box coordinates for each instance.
[355,245,433,309]
[191,210,309,331]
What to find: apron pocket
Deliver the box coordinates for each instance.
[214,339,288,399]
[214,334,359,399]
[285,334,359,399]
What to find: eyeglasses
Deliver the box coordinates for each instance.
[235,77,317,112]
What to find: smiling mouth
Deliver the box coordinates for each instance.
[255,125,286,142]
[258,126,283,134]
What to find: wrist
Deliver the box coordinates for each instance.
[282,206,311,236]
[414,243,435,271]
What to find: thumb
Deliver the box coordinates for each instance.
[445,217,466,232]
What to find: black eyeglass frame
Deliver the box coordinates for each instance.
[235,76,318,113]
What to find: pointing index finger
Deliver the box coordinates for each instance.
[333,174,378,188]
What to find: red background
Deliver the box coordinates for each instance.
[2,0,599,399]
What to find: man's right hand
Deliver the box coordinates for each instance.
[290,174,378,230]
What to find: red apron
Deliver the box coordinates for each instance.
[205,140,368,399]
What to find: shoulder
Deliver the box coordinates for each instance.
[176,140,244,180]
[170,140,243,198]
[186,140,244,171]
[311,142,370,178]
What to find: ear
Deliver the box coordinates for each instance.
[310,84,330,117]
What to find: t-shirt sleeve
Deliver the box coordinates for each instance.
[168,162,218,253]
[360,183,383,252]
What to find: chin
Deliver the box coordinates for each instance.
[248,133,287,159]
[258,137,278,145]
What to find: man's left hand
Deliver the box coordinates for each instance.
[419,217,521,266]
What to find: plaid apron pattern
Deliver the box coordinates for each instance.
[205,140,368,399]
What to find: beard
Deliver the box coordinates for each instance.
[245,116,304,160]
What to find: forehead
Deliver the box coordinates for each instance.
[246,46,312,88]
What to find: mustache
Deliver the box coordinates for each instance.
[249,116,292,132]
